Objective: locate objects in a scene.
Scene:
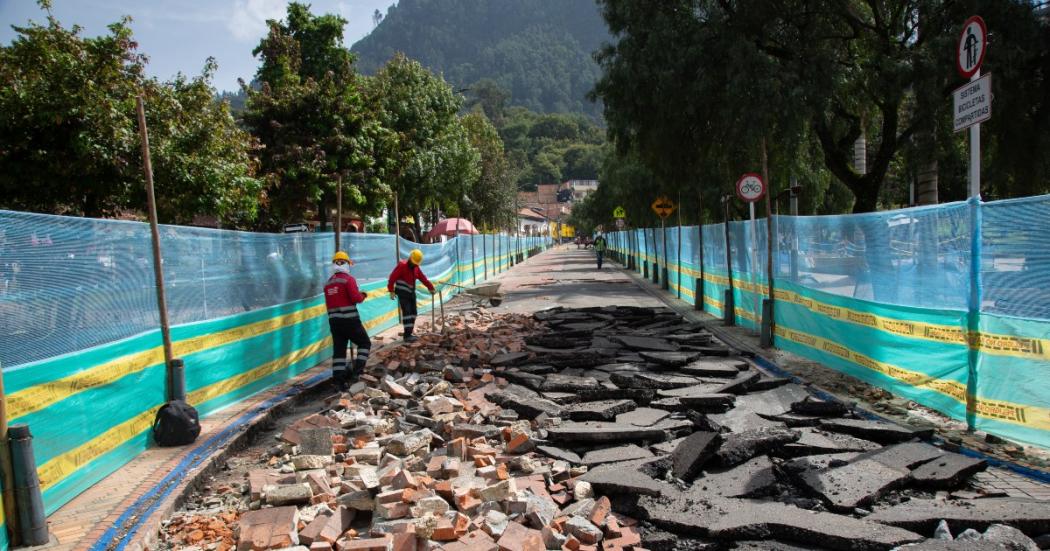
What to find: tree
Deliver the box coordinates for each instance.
[594,0,1050,212]
[462,112,516,230]
[0,9,261,224]
[367,53,479,238]
[350,0,610,118]
[243,3,388,229]
[464,78,510,126]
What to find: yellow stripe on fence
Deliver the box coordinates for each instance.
[655,259,1050,362]
[37,336,331,491]
[774,323,1047,431]
[9,303,327,421]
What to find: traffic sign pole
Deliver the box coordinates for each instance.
[749,201,759,330]
[969,68,981,199]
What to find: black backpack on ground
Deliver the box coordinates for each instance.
[153,400,201,446]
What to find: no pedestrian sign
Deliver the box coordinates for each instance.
[953,73,991,132]
[736,173,766,203]
[957,16,987,78]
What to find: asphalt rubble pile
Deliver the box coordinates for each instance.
[162,307,1050,551]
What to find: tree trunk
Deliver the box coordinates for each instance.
[854,131,867,176]
[318,193,328,232]
[917,160,939,205]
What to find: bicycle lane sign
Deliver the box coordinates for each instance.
[736,173,766,203]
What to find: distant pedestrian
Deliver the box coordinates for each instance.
[388,249,435,342]
[324,251,370,389]
[593,233,608,269]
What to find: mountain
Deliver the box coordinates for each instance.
[351,0,609,118]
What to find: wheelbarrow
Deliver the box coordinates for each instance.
[448,282,504,307]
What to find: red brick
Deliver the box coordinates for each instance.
[391,532,416,551]
[505,433,531,454]
[449,438,467,460]
[456,529,498,551]
[497,521,544,551]
[377,502,410,520]
[589,496,611,527]
[236,506,299,551]
[337,535,393,551]
[390,470,417,490]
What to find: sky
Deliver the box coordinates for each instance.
[0,0,395,92]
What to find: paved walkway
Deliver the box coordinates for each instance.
[486,244,664,313]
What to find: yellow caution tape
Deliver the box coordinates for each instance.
[37,336,331,491]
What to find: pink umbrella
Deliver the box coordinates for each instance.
[425,218,479,241]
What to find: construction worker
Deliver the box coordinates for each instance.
[324,251,370,389]
[593,232,608,269]
[388,249,435,342]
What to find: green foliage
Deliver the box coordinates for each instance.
[367,53,479,236]
[0,12,260,224]
[498,107,604,190]
[243,2,388,229]
[351,0,609,118]
[593,0,1050,213]
[462,112,516,230]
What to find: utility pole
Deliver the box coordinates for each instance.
[335,177,342,252]
[722,194,735,326]
[136,96,182,402]
[761,138,774,347]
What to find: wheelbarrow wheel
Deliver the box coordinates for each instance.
[489,298,503,307]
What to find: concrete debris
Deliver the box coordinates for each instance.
[797,458,910,511]
[671,431,721,482]
[158,307,1040,551]
[580,444,654,466]
[910,453,988,489]
[565,399,636,421]
[868,498,1050,536]
[819,417,934,444]
[715,427,801,467]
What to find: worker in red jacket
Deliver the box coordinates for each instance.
[388,248,435,342]
[325,251,370,389]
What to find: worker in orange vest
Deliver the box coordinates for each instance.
[324,251,370,388]
[387,249,435,342]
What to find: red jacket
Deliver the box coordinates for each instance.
[325,272,366,318]
[388,260,434,294]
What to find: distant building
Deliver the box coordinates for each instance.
[516,207,549,235]
[565,180,599,202]
[517,180,599,228]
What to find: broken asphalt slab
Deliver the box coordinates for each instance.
[868,498,1050,536]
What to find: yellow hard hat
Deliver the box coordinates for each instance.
[409,249,423,264]
[332,251,350,263]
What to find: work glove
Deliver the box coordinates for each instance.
[361,292,368,299]
[428,288,436,295]
[390,292,396,300]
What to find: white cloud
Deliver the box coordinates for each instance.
[228,0,286,42]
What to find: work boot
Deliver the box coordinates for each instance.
[404,335,418,343]
[352,359,366,378]
[332,370,349,391]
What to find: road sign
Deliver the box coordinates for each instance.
[284,223,309,233]
[650,196,676,219]
[735,173,766,203]
[953,73,992,132]
[957,16,987,78]
[615,218,625,229]
[612,206,626,218]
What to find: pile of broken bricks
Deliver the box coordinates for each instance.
[162,306,1050,551]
